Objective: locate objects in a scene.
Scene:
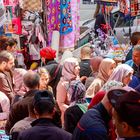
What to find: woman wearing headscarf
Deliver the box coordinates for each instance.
[56,57,86,126]
[85,56,103,89]
[85,58,116,99]
[101,64,134,92]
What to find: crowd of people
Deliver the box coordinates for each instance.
[0,33,140,140]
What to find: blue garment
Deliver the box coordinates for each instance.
[72,103,111,140]
[129,75,140,88]
[125,60,134,67]
[60,0,73,35]
[126,60,140,88]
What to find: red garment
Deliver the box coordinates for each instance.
[88,91,106,109]
[40,47,56,60]
[88,91,117,140]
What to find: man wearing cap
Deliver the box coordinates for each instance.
[40,47,62,97]
[18,90,71,140]
[108,89,140,140]
[72,89,113,140]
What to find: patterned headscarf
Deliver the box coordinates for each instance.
[61,57,79,81]
[97,58,116,82]
[68,80,86,105]
[40,47,56,60]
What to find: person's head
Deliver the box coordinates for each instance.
[23,71,40,90]
[130,32,140,46]
[6,38,17,53]
[132,45,140,66]
[37,67,50,90]
[108,89,140,138]
[40,47,56,65]
[0,50,15,72]
[90,56,103,72]
[80,45,92,59]
[97,58,116,82]
[62,57,80,81]
[108,64,134,85]
[33,90,55,118]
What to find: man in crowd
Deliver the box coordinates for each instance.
[72,88,124,140]
[5,71,40,135]
[79,45,92,78]
[18,90,71,140]
[108,89,140,140]
[0,50,15,102]
[126,45,140,88]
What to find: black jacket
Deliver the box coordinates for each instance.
[44,61,62,97]
[18,118,72,140]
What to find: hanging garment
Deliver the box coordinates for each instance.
[94,0,118,6]
[131,0,140,17]
[59,0,80,51]
[119,0,130,16]
[19,0,42,12]
[60,0,73,35]
[45,0,60,45]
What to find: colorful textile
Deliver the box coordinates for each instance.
[119,0,130,15]
[68,80,86,105]
[94,0,118,6]
[60,0,73,35]
[46,0,60,45]
[60,0,80,50]
[19,0,42,12]
[0,130,9,140]
[131,0,140,16]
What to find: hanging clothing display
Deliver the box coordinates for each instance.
[19,0,42,12]
[45,0,60,46]
[94,0,118,6]
[60,0,73,35]
[131,0,140,16]
[60,0,80,51]
[119,0,130,16]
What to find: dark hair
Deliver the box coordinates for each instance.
[33,90,55,115]
[0,36,9,51]
[131,32,140,46]
[23,71,40,89]
[7,38,17,47]
[27,96,35,115]
[0,50,14,64]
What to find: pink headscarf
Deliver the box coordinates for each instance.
[61,57,79,81]
[90,56,103,72]
[108,64,134,83]
[97,58,115,82]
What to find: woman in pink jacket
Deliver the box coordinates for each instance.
[56,57,86,126]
